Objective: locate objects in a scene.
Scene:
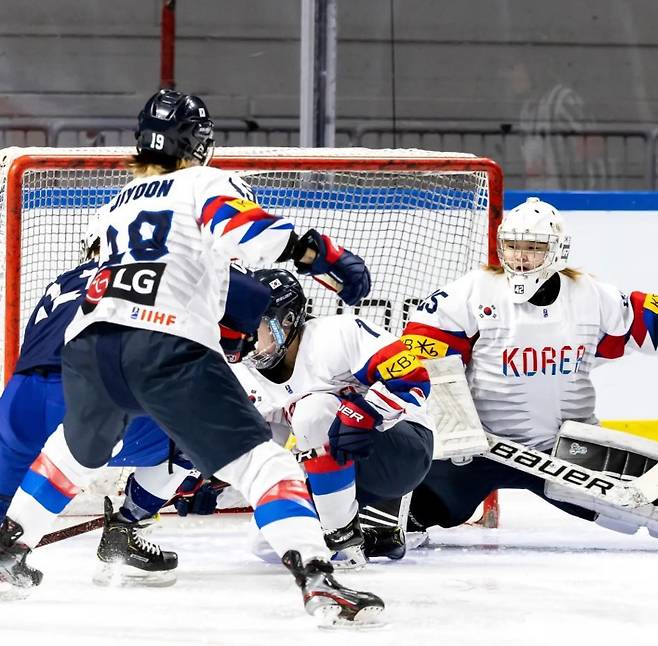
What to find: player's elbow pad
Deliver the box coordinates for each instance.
[275,231,299,263]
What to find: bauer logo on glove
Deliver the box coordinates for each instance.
[329,394,383,465]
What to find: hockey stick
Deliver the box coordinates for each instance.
[37,516,105,548]
[483,433,657,514]
[35,476,238,549]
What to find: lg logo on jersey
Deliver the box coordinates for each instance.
[82,263,165,314]
[114,267,158,295]
[503,344,587,377]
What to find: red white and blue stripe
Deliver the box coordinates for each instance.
[19,452,80,514]
[253,480,318,529]
[597,291,658,358]
[200,195,293,242]
[353,339,430,405]
[304,452,355,496]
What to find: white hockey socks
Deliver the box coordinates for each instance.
[7,425,97,547]
[215,440,331,563]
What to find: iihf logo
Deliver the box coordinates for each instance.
[478,304,497,319]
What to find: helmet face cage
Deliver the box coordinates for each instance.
[497,231,558,276]
[246,269,307,370]
[135,89,215,165]
[496,197,571,303]
[247,310,299,370]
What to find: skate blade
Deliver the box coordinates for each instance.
[0,582,33,601]
[315,604,386,630]
[92,562,177,588]
[406,531,430,550]
[331,545,367,570]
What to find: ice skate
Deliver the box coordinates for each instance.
[282,549,384,627]
[363,524,407,560]
[93,497,177,587]
[0,517,43,600]
[324,514,367,569]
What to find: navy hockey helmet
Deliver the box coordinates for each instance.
[135,89,214,164]
[248,269,307,370]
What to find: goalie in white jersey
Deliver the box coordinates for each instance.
[402,197,658,533]
[233,268,434,564]
[0,89,384,624]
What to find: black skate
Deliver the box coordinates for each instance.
[93,497,177,587]
[324,514,366,569]
[282,550,384,627]
[363,525,406,560]
[0,517,43,600]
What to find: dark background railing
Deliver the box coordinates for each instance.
[1,118,656,191]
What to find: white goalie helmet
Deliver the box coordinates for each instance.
[497,197,571,303]
[79,213,103,263]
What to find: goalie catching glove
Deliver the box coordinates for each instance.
[292,229,371,306]
[329,393,383,465]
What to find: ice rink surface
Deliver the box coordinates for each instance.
[2,489,657,646]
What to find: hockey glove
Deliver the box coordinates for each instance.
[219,324,256,364]
[328,393,383,466]
[174,475,226,516]
[293,229,371,306]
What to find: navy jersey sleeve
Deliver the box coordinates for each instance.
[14,260,99,373]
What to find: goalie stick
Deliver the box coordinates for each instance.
[483,433,658,518]
[294,437,657,522]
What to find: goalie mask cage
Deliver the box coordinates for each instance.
[0,146,502,524]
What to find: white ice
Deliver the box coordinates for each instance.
[2,490,657,646]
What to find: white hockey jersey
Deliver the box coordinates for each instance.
[65,166,294,352]
[232,314,433,434]
[403,269,658,450]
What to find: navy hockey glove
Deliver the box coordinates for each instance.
[174,476,226,516]
[293,229,371,306]
[328,394,383,466]
[219,325,256,364]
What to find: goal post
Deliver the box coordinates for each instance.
[0,145,503,521]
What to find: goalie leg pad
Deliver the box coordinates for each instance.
[423,356,489,460]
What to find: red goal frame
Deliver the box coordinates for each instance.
[3,152,503,527]
[3,152,503,379]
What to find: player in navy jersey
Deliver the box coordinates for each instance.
[0,254,99,523]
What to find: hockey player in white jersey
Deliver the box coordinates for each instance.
[402,197,658,533]
[0,89,384,624]
[234,268,434,564]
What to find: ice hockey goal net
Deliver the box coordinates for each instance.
[0,146,502,523]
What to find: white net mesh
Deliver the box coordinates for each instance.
[0,146,499,514]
